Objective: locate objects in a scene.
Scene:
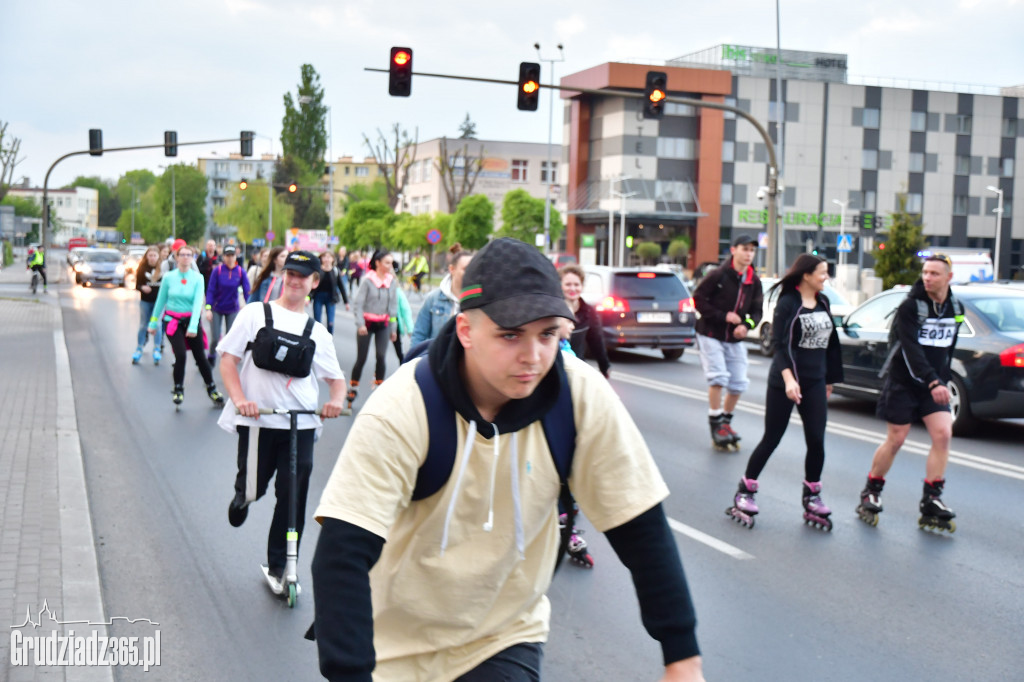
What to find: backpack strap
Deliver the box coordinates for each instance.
[302,315,315,339]
[245,303,274,353]
[411,359,458,501]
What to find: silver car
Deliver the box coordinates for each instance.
[74,248,126,287]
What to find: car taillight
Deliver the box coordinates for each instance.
[679,297,695,314]
[597,296,629,313]
[637,272,656,279]
[1000,343,1024,368]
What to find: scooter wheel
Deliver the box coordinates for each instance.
[287,583,297,608]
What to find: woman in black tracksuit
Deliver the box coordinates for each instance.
[728,254,844,529]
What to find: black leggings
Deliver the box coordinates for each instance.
[744,379,828,482]
[163,318,214,388]
[351,321,390,383]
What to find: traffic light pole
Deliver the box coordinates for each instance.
[41,136,244,254]
[367,68,783,274]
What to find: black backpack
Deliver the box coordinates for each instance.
[245,303,317,378]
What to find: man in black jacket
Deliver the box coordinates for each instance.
[309,238,703,682]
[857,255,961,532]
[692,234,762,450]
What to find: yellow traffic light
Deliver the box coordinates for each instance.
[239,179,248,190]
[288,183,298,193]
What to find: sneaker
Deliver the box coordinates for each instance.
[228,494,249,527]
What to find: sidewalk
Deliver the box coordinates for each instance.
[0,266,111,681]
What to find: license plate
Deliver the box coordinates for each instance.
[636,312,671,323]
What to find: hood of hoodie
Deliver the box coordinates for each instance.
[439,273,459,305]
[427,317,563,440]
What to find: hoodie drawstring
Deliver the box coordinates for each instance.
[438,422,525,560]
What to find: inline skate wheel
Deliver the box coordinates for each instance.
[726,508,755,528]
[288,583,297,607]
[803,514,833,532]
[918,517,956,534]
[856,507,879,527]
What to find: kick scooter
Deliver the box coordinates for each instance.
[249,406,350,607]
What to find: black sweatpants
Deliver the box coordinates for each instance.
[234,425,315,574]
[744,378,828,482]
[351,320,390,383]
[162,318,214,388]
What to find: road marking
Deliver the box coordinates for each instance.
[613,370,1024,482]
[667,517,754,560]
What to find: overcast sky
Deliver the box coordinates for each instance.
[4,0,1023,189]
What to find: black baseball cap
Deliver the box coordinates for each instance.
[222,245,237,255]
[459,238,574,328]
[731,233,758,247]
[282,250,321,277]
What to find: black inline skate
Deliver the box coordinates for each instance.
[722,412,741,448]
[710,414,738,452]
[802,480,833,531]
[346,380,359,410]
[172,385,184,411]
[919,479,956,533]
[206,383,226,407]
[856,475,885,526]
[559,512,594,568]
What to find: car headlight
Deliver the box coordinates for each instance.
[79,264,92,275]
[116,264,126,275]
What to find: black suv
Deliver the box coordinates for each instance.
[581,266,697,360]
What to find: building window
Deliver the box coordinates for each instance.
[665,102,696,116]
[768,102,785,123]
[423,162,432,182]
[863,108,880,129]
[344,167,351,175]
[355,167,369,177]
[953,195,969,216]
[1001,158,1014,177]
[905,193,923,213]
[956,115,972,134]
[720,184,733,204]
[722,141,735,162]
[862,149,878,170]
[511,159,529,182]
[1003,118,1018,138]
[240,163,253,174]
[723,97,737,120]
[910,111,927,132]
[955,155,971,175]
[655,138,698,160]
[909,152,924,173]
[540,161,558,184]
[214,179,226,191]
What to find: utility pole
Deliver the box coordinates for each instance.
[535,42,564,253]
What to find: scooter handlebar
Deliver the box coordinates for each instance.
[236,407,353,417]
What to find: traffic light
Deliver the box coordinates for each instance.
[240,130,254,157]
[811,244,820,256]
[389,47,413,97]
[239,179,248,191]
[877,242,886,251]
[288,183,298,193]
[163,130,177,157]
[89,129,103,156]
[517,62,541,111]
[643,71,667,119]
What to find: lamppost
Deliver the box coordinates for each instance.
[535,42,564,253]
[298,95,334,235]
[832,198,847,268]
[612,176,636,267]
[986,185,1004,280]
[159,165,176,239]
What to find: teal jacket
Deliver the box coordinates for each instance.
[395,288,414,336]
[149,268,205,335]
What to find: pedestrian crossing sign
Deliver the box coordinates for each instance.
[837,234,854,253]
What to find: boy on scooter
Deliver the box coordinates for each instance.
[216,251,347,595]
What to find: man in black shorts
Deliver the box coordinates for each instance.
[857,254,962,531]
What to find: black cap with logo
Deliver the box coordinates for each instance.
[731,233,758,247]
[282,250,321,277]
[459,238,574,328]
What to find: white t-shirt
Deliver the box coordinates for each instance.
[216,301,344,433]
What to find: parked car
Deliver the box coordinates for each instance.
[750,277,854,356]
[548,252,578,269]
[580,265,697,360]
[831,284,1024,435]
[73,248,126,287]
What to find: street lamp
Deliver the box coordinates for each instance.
[832,198,847,265]
[159,165,176,239]
[535,42,565,253]
[986,185,1004,280]
[298,94,334,234]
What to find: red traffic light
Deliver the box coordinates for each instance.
[878,243,886,250]
[239,179,248,190]
[389,46,413,97]
[393,50,411,67]
[288,183,298,193]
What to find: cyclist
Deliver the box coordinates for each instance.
[403,249,429,293]
[28,246,46,291]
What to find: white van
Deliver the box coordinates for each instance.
[919,249,993,284]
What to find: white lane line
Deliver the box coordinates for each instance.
[613,370,1024,482]
[667,517,754,560]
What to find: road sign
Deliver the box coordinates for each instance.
[758,231,768,249]
[265,231,275,242]
[252,238,265,247]
[426,229,442,245]
[837,233,854,253]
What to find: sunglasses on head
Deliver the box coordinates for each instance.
[924,254,952,267]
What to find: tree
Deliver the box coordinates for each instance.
[874,194,928,289]
[153,164,208,244]
[667,236,691,263]
[0,194,42,219]
[281,64,328,173]
[0,121,23,202]
[115,185,160,243]
[390,212,434,252]
[275,155,326,229]
[452,194,494,250]
[636,241,662,264]
[67,176,120,226]
[497,188,563,247]
[214,181,293,247]
[363,124,418,210]
[336,200,393,249]
[458,113,477,139]
[435,137,485,213]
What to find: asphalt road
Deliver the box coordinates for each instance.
[60,277,1024,682]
